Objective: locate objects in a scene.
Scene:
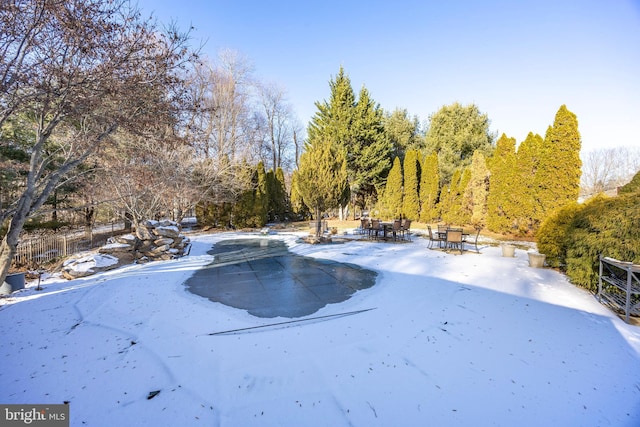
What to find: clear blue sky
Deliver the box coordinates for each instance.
[136,0,640,153]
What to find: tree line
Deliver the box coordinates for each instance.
[293,68,584,237]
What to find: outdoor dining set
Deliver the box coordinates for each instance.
[359,218,412,242]
[427,224,481,254]
[357,218,481,254]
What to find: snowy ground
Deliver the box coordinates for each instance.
[1,231,640,427]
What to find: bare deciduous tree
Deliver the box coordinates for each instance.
[0,0,193,282]
[580,146,640,197]
[182,51,260,206]
[256,81,298,172]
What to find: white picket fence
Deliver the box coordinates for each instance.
[12,223,126,267]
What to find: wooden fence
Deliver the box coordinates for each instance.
[11,223,127,268]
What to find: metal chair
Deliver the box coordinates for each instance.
[360,218,370,237]
[427,226,445,248]
[401,219,412,241]
[391,219,402,241]
[463,226,482,252]
[446,229,464,254]
[370,219,382,240]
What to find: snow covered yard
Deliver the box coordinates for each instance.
[1,232,639,426]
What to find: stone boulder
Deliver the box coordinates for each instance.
[62,254,120,280]
[99,242,134,255]
[135,225,155,241]
[153,225,180,238]
[115,233,137,244]
[153,237,174,247]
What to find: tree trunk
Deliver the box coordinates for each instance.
[0,195,32,284]
[124,212,133,232]
[315,206,322,237]
[0,235,18,284]
[84,206,95,239]
[51,189,58,222]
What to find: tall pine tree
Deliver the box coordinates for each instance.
[306,67,355,147]
[304,67,354,221]
[349,86,392,213]
[425,102,495,187]
[255,162,269,225]
[441,168,470,225]
[535,105,582,218]
[383,108,422,161]
[289,170,309,220]
[419,153,440,223]
[516,132,544,233]
[464,151,490,227]
[402,149,420,220]
[486,134,518,233]
[265,167,288,222]
[379,157,403,219]
[275,167,290,220]
[296,139,349,236]
[305,68,390,218]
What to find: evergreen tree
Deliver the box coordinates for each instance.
[619,170,640,194]
[289,170,309,220]
[454,167,472,225]
[349,86,392,212]
[232,164,267,228]
[383,108,422,160]
[419,153,440,223]
[516,132,544,233]
[402,149,420,220]
[233,187,258,228]
[263,167,289,222]
[305,67,391,217]
[274,167,290,220]
[535,105,582,218]
[379,157,403,219]
[296,139,349,236]
[441,168,470,225]
[464,151,490,227]
[306,66,355,147]
[486,134,518,233]
[437,173,454,223]
[424,102,495,187]
[256,162,269,224]
[301,68,352,227]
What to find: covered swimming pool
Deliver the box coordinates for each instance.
[185,238,377,318]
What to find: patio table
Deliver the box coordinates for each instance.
[380,222,393,240]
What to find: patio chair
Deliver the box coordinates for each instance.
[446,229,464,254]
[391,219,402,241]
[370,219,382,240]
[427,225,445,248]
[463,226,482,253]
[401,219,412,241]
[436,224,449,241]
[360,218,370,237]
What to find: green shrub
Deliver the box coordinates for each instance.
[619,170,640,194]
[22,219,70,232]
[564,193,640,291]
[536,201,583,268]
[536,192,640,292]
